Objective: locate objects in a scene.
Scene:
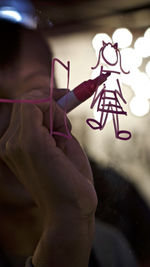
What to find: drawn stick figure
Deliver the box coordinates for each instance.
[87,42,131,140]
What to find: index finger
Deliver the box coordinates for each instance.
[53,88,70,101]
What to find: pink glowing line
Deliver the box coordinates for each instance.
[50,58,54,136]
[0,98,50,104]
[0,58,72,140]
[50,58,71,139]
[112,108,131,140]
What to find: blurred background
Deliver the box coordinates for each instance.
[32,0,150,266]
[30,0,150,202]
[2,0,150,266]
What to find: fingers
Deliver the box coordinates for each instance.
[0,103,20,154]
[0,103,12,139]
[19,89,71,132]
[0,103,21,178]
[62,135,94,184]
[20,90,72,154]
[53,88,70,101]
[0,89,72,162]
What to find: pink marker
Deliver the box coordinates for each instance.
[57,72,111,113]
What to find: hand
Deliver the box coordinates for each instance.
[0,89,97,267]
[0,90,97,218]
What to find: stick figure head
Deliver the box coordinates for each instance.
[101,41,119,66]
[92,40,129,74]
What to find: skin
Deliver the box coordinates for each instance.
[0,29,97,267]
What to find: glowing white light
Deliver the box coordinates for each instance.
[105,72,122,90]
[112,28,133,49]
[0,9,22,22]
[130,96,149,117]
[91,67,101,79]
[120,48,142,70]
[144,28,150,39]
[19,14,37,29]
[130,71,150,99]
[92,33,112,52]
[0,7,37,29]
[121,69,139,87]
[145,61,150,78]
[134,36,150,58]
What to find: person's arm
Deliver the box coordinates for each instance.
[0,90,97,267]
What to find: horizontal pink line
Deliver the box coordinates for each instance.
[0,97,50,104]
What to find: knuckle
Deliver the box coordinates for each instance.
[5,138,18,156]
[18,134,38,157]
[5,135,24,159]
[0,140,6,158]
[77,182,98,218]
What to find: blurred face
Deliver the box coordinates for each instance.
[0,29,52,207]
[0,30,51,97]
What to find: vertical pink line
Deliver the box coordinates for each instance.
[51,58,71,139]
[50,59,55,135]
[66,61,72,138]
[67,61,70,90]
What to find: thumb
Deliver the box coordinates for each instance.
[21,90,72,141]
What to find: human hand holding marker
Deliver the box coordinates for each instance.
[0,89,97,267]
[0,69,108,267]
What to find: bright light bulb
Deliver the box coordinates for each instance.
[0,4,37,29]
[112,28,133,48]
[130,71,150,99]
[130,96,149,117]
[0,9,22,22]
[144,28,150,39]
[105,72,122,90]
[91,67,101,79]
[121,69,139,87]
[120,48,142,70]
[92,33,112,52]
[145,61,150,77]
[134,36,150,58]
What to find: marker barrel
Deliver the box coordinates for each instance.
[57,72,110,113]
[57,90,81,113]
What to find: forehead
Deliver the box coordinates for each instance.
[0,30,52,98]
[18,29,52,77]
[21,29,51,62]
